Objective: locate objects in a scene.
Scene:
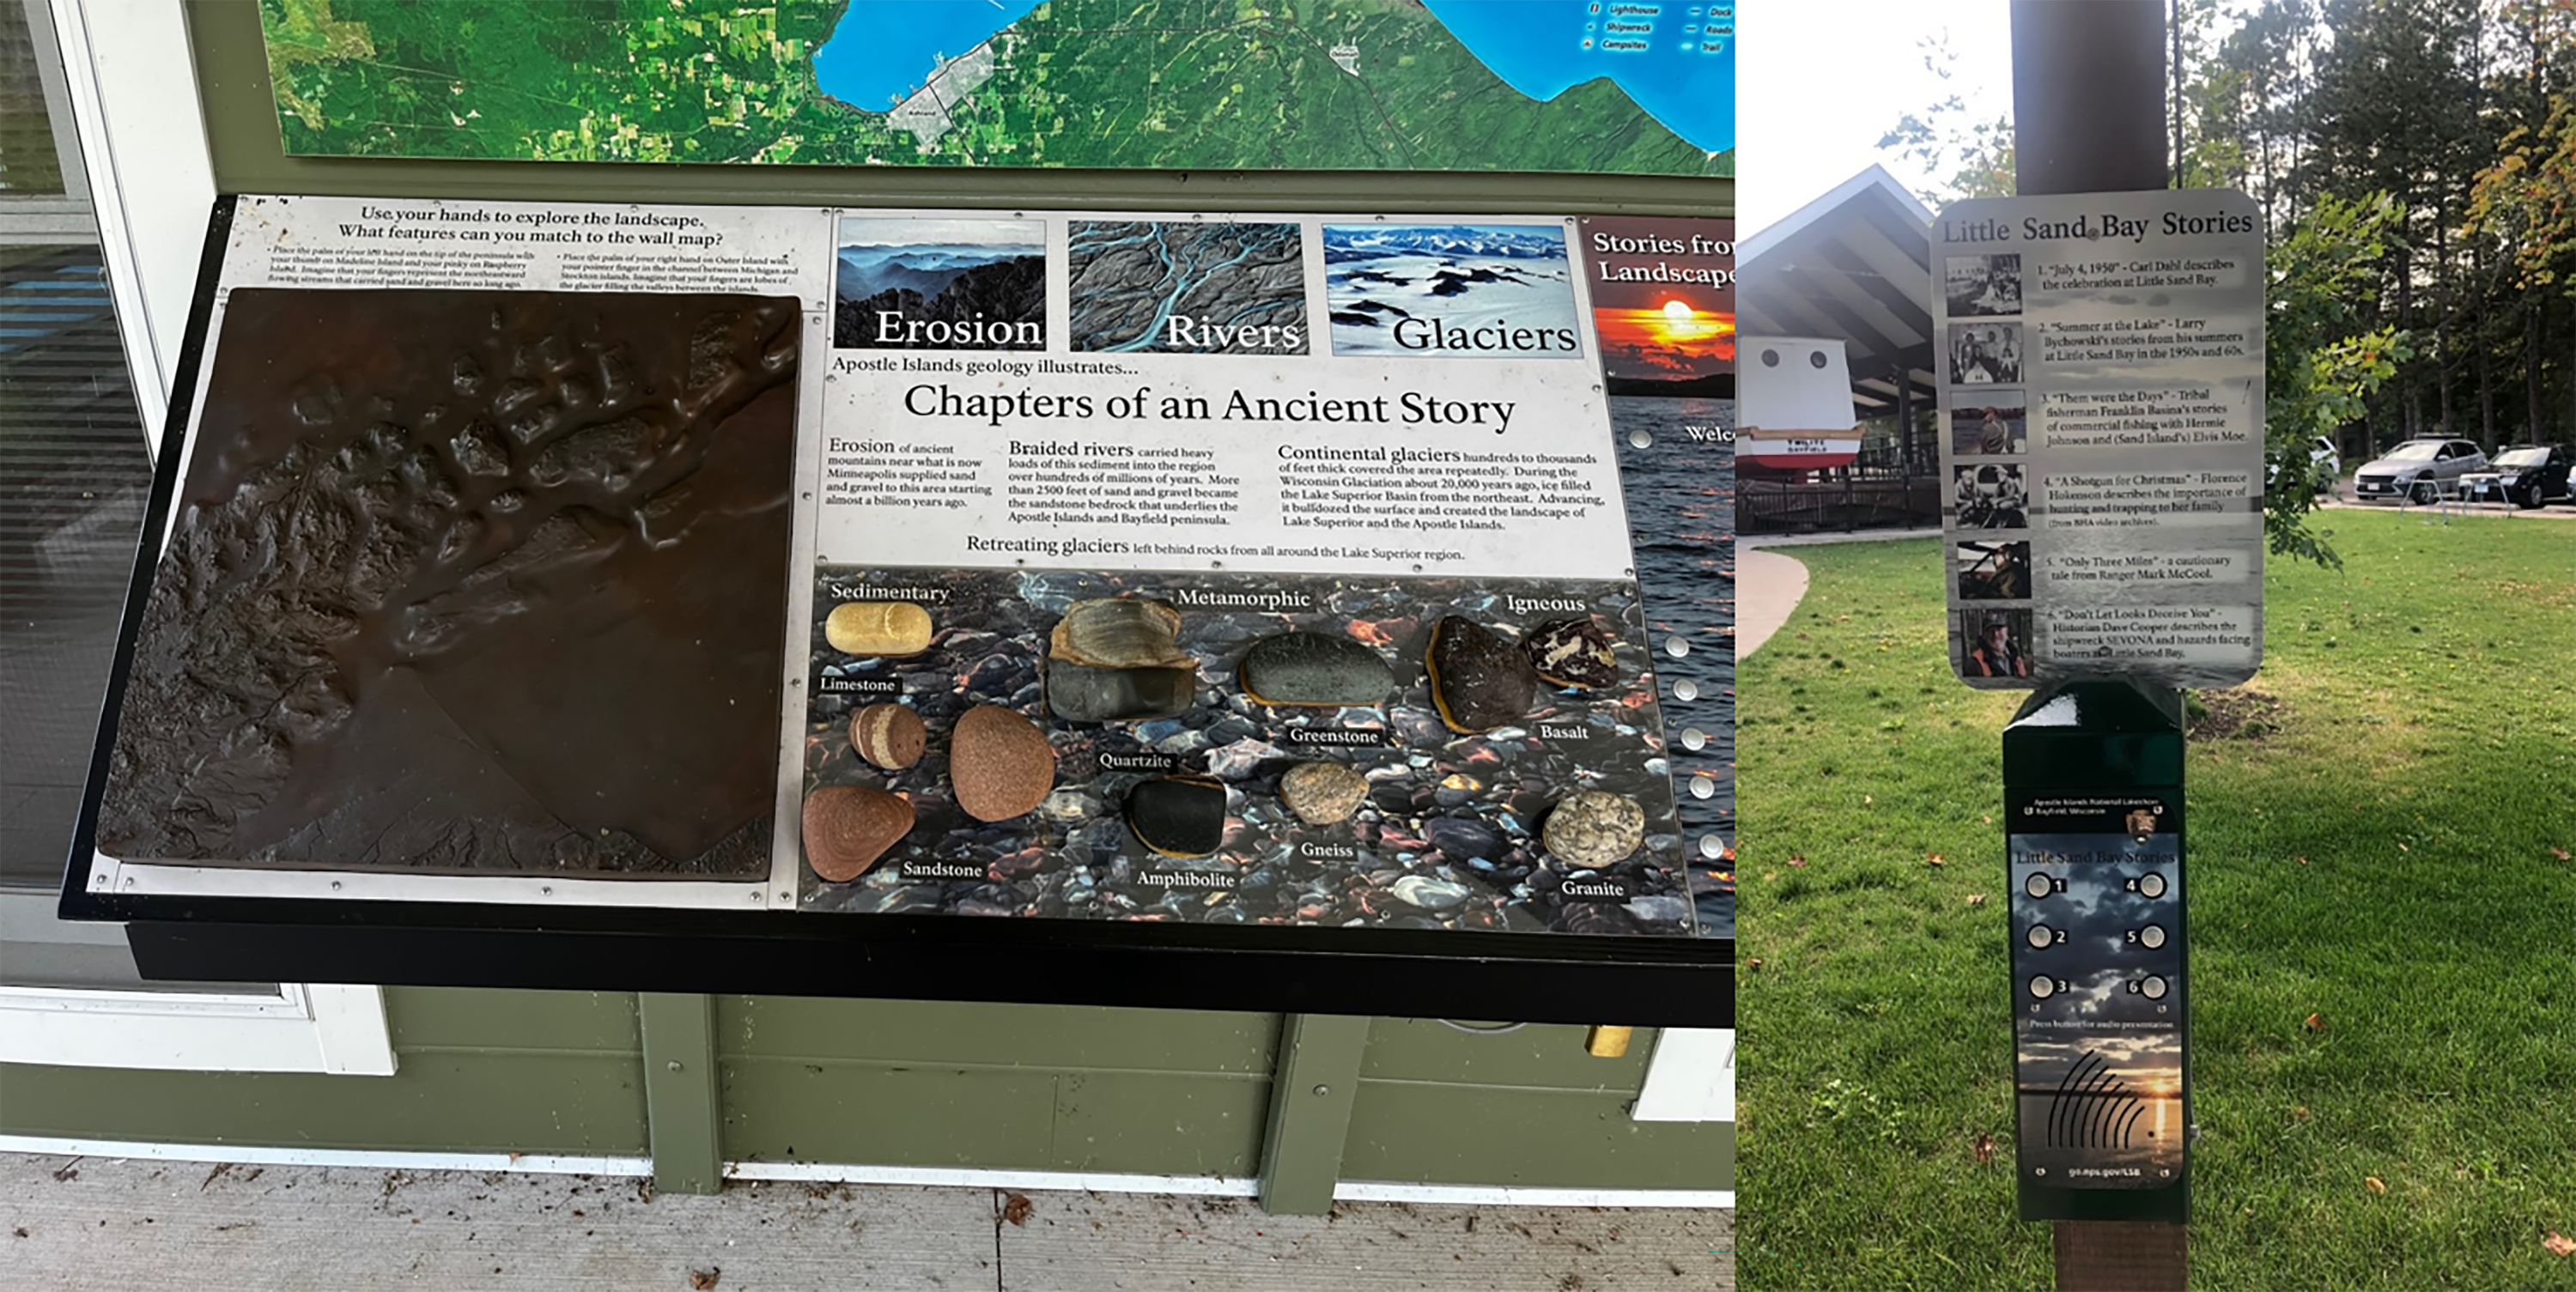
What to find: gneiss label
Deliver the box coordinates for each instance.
[1296,841,1358,862]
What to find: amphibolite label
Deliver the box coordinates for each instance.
[1138,870,1239,891]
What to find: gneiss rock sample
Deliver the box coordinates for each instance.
[1046,597,1196,722]
[1238,631,1395,707]
[825,601,933,656]
[850,701,926,770]
[1544,791,1645,869]
[801,785,914,882]
[98,288,800,875]
[1425,616,1537,734]
[950,704,1056,822]
[1127,775,1229,858]
[1522,616,1619,690]
[1278,761,1368,826]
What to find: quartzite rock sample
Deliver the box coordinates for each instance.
[1277,761,1368,826]
[1522,616,1619,690]
[1544,791,1646,869]
[1126,776,1229,858]
[1047,597,1196,722]
[824,600,933,656]
[97,288,800,875]
[801,785,914,882]
[949,704,1056,822]
[850,701,927,771]
[1425,616,1538,734]
[1238,631,1397,707]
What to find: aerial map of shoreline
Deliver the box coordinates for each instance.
[258,0,1735,174]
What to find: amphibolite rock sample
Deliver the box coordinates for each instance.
[801,785,914,882]
[97,288,800,875]
[824,601,933,657]
[1544,791,1646,869]
[1425,616,1538,734]
[1278,760,1368,826]
[850,701,927,770]
[1127,775,1229,858]
[1522,616,1619,690]
[1239,631,1396,707]
[950,704,1056,822]
[1047,597,1195,722]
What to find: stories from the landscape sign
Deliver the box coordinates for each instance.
[1932,190,2264,689]
[258,0,1735,175]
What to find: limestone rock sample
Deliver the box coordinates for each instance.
[825,601,933,657]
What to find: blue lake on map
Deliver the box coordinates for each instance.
[813,0,1044,109]
[1423,0,1734,152]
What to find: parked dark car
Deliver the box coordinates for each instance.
[2352,437,2488,503]
[2459,443,2573,508]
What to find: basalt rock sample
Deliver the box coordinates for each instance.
[1238,631,1395,707]
[1046,597,1196,722]
[1126,775,1229,858]
[1424,616,1537,734]
[802,785,914,882]
[1522,616,1619,690]
[97,288,800,875]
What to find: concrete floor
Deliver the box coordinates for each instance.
[0,1152,1734,1290]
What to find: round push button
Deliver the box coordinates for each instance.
[2141,975,2169,999]
[2139,924,2167,949]
[2026,924,2055,949]
[2025,873,2052,899]
[2137,871,2167,899]
[2029,975,2056,999]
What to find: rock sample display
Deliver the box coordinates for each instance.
[950,704,1056,822]
[801,785,914,882]
[1238,631,1396,707]
[1544,791,1646,868]
[1425,616,1538,734]
[1126,776,1229,858]
[96,288,800,875]
[849,701,927,770]
[1277,761,1368,826]
[1522,616,1619,690]
[1046,597,1196,722]
[824,601,933,656]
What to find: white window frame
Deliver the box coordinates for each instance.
[1632,1027,1733,1123]
[0,0,392,1077]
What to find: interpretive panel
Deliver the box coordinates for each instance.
[1933,190,2264,688]
[257,0,1734,175]
[76,196,1729,955]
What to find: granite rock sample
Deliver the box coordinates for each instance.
[950,705,1055,822]
[1127,775,1229,858]
[1277,760,1369,826]
[1047,597,1195,722]
[97,288,800,875]
[824,601,933,657]
[1544,791,1646,868]
[1522,616,1619,690]
[1238,631,1396,707]
[1425,616,1537,733]
[802,785,914,882]
[850,701,926,771]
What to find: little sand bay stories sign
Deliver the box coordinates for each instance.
[1933,189,2265,690]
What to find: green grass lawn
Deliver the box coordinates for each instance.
[1735,509,2576,1291]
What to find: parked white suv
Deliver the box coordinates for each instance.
[2352,437,2488,504]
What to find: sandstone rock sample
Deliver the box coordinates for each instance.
[1126,775,1229,858]
[850,701,927,771]
[801,785,914,882]
[950,705,1056,822]
[1278,761,1368,826]
[1522,616,1619,690]
[824,601,933,657]
[1239,632,1396,707]
[1425,616,1537,734]
[1544,791,1645,869]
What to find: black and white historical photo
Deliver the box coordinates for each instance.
[1953,463,2029,529]
[1948,321,2023,385]
[1945,253,2022,317]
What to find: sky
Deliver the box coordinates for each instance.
[1738,0,2015,238]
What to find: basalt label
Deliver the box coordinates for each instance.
[1323,224,1583,359]
[1067,221,1309,355]
[833,217,1045,351]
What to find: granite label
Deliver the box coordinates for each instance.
[1557,876,1637,901]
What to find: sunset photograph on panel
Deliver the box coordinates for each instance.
[1586,215,1735,396]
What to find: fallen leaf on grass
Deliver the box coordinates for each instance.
[2304,1013,2326,1033]
[1972,1133,1996,1164]
[1002,1193,1033,1227]
[1863,795,1874,805]
[2296,856,2309,865]
[2552,847,2571,861]
[2292,1106,2311,1121]
[1746,959,1763,971]
[2545,1232,2576,1258]
[1788,855,1806,868]
[2397,841,2409,852]
[1926,852,1946,867]
[2365,1176,2386,1195]
[1965,894,1987,906]
[1980,816,1993,826]
[690,1269,721,1290]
